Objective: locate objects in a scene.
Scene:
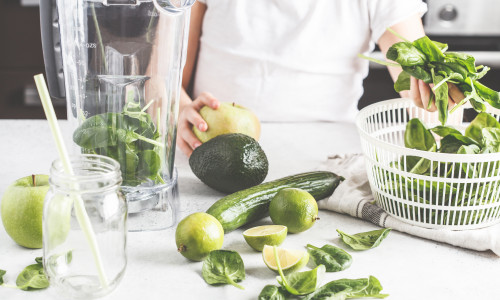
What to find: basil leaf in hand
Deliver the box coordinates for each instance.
[258,285,288,300]
[0,269,6,285]
[337,228,391,251]
[202,250,245,290]
[16,263,49,291]
[306,244,352,272]
[304,276,389,300]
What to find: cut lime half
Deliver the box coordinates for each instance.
[243,225,287,251]
[262,245,309,274]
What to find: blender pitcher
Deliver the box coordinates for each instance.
[40,0,195,231]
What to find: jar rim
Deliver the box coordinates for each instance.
[50,154,122,186]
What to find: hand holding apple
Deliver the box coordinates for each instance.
[193,102,261,142]
[1,175,49,248]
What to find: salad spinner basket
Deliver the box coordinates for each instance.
[356,98,500,230]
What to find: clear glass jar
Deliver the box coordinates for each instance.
[43,155,127,299]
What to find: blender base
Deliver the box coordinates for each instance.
[124,168,179,232]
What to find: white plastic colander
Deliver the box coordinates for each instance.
[356,98,500,230]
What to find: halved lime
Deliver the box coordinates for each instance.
[243,225,287,251]
[262,245,309,274]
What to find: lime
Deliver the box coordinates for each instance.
[262,245,309,274]
[175,212,224,261]
[243,225,287,251]
[269,188,319,233]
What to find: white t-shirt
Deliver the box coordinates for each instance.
[193,0,427,122]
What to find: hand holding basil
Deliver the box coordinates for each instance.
[306,244,352,272]
[202,250,245,290]
[337,228,391,251]
[360,30,500,125]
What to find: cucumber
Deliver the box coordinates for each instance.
[206,171,344,233]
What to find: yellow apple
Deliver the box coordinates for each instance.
[193,102,261,143]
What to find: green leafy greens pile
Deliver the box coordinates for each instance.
[73,101,164,186]
[1,257,49,291]
[381,113,500,225]
[258,243,389,299]
[360,29,500,125]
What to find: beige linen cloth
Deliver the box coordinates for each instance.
[317,153,500,256]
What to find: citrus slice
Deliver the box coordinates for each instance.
[262,245,309,274]
[243,225,287,251]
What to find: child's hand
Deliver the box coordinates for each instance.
[409,77,464,112]
[177,92,220,157]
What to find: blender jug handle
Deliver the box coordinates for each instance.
[40,0,66,101]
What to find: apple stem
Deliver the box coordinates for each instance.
[232,102,235,107]
[32,174,36,187]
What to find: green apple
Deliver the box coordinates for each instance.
[1,174,49,248]
[193,102,261,143]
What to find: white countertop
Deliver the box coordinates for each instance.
[0,120,499,300]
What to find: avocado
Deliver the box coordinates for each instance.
[189,133,269,193]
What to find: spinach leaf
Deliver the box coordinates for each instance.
[0,269,5,285]
[35,257,43,265]
[405,118,436,151]
[481,128,500,153]
[337,228,391,251]
[16,262,49,291]
[258,285,288,300]
[276,265,325,296]
[306,244,352,272]
[394,71,411,92]
[474,81,500,109]
[413,36,445,62]
[433,74,449,125]
[465,112,500,145]
[402,65,432,83]
[202,250,245,290]
[439,134,478,154]
[304,276,389,300]
[386,42,427,66]
[431,125,462,137]
[273,246,324,296]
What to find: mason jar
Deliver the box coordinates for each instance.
[43,155,127,299]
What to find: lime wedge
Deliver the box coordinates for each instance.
[262,245,309,274]
[243,225,287,251]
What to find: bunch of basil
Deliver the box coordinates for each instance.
[73,101,164,186]
[361,30,500,125]
[380,113,500,225]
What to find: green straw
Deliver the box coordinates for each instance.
[34,74,109,288]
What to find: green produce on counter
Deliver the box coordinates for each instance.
[258,285,288,300]
[202,250,245,290]
[269,188,319,233]
[0,257,49,291]
[273,246,325,296]
[1,175,49,249]
[303,275,389,300]
[360,30,500,125]
[207,171,344,233]
[189,133,268,193]
[263,245,309,275]
[175,212,224,261]
[337,228,391,251]
[243,225,287,252]
[306,244,353,272]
